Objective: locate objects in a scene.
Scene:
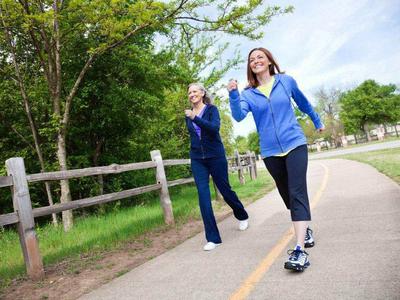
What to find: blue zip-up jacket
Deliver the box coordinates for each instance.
[186,104,226,159]
[229,74,323,157]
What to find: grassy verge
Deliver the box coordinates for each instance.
[0,169,273,288]
[329,147,400,184]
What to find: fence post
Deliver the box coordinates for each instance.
[246,151,256,180]
[252,152,258,178]
[150,150,174,225]
[6,157,44,280]
[234,150,245,185]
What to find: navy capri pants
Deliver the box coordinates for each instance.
[263,145,311,221]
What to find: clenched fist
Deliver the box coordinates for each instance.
[227,79,238,92]
[184,109,195,120]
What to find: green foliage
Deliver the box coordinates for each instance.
[298,119,320,144]
[213,96,235,155]
[167,0,293,40]
[247,131,260,155]
[234,135,248,154]
[293,107,320,144]
[339,80,400,135]
[0,0,292,216]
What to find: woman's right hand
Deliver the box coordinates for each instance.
[227,79,238,92]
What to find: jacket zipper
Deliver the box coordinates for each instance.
[267,97,284,153]
[199,123,205,159]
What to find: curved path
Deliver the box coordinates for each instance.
[80,159,400,300]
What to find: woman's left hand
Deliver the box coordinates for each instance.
[185,109,195,120]
[317,127,325,133]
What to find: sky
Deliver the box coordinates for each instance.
[218,0,400,137]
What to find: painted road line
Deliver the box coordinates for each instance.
[230,163,329,300]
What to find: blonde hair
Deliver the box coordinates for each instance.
[188,83,212,104]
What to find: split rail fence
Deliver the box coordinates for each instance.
[0,149,257,280]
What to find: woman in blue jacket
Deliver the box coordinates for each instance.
[185,83,249,251]
[228,47,324,271]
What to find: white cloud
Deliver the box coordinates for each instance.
[219,0,400,137]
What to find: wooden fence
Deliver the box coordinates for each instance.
[0,150,257,280]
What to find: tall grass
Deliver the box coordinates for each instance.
[0,169,272,287]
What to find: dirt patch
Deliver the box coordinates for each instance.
[1,210,233,300]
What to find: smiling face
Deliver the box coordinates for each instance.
[249,50,271,75]
[188,85,205,105]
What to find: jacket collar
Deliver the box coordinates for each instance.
[186,104,210,131]
[246,74,282,96]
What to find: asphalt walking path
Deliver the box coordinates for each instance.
[80,158,400,300]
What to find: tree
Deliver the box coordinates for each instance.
[339,80,399,141]
[292,107,321,145]
[217,104,235,156]
[247,131,260,155]
[0,0,292,230]
[379,85,400,136]
[234,135,248,153]
[314,87,344,147]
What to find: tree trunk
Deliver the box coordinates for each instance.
[57,132,73,231]
[93,138,104,195]
[331,119,339,148]
[383,124,388,135]
[363,124,371,142]
[394,123,399,137]
[52,0,73,231]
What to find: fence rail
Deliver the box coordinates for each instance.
[0,149,257,280]
[25,161,157,183]
[0,176,13,188]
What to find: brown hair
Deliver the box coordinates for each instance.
[187,83,212,105]
[247,47,284,88]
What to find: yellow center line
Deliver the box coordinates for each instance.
[230,163,329,300]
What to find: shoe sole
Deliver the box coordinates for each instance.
[203,243,222,251]
[239,225,249,231]
[304,241,315,248]
[284,261,310,272]
[239,220,249,231]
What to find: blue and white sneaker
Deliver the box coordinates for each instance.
[304,227,315,248]
[284,248,310,272]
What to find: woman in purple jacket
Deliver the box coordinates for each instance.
[228,47,324,271]
[185,83,249,251]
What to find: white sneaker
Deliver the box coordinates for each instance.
[203,242,221,251]
[239,219,249,231]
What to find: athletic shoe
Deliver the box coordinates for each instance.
[304,227,315,248]
[203,242,221,251]
[284,248,310,271]
[239,219,249,231]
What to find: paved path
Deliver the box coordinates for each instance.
[80,159,400,300]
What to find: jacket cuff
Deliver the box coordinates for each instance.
[314,119,324,129]
[229,89,240,100]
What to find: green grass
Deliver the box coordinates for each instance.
[0,169,273,288]
[329,147,400,184]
